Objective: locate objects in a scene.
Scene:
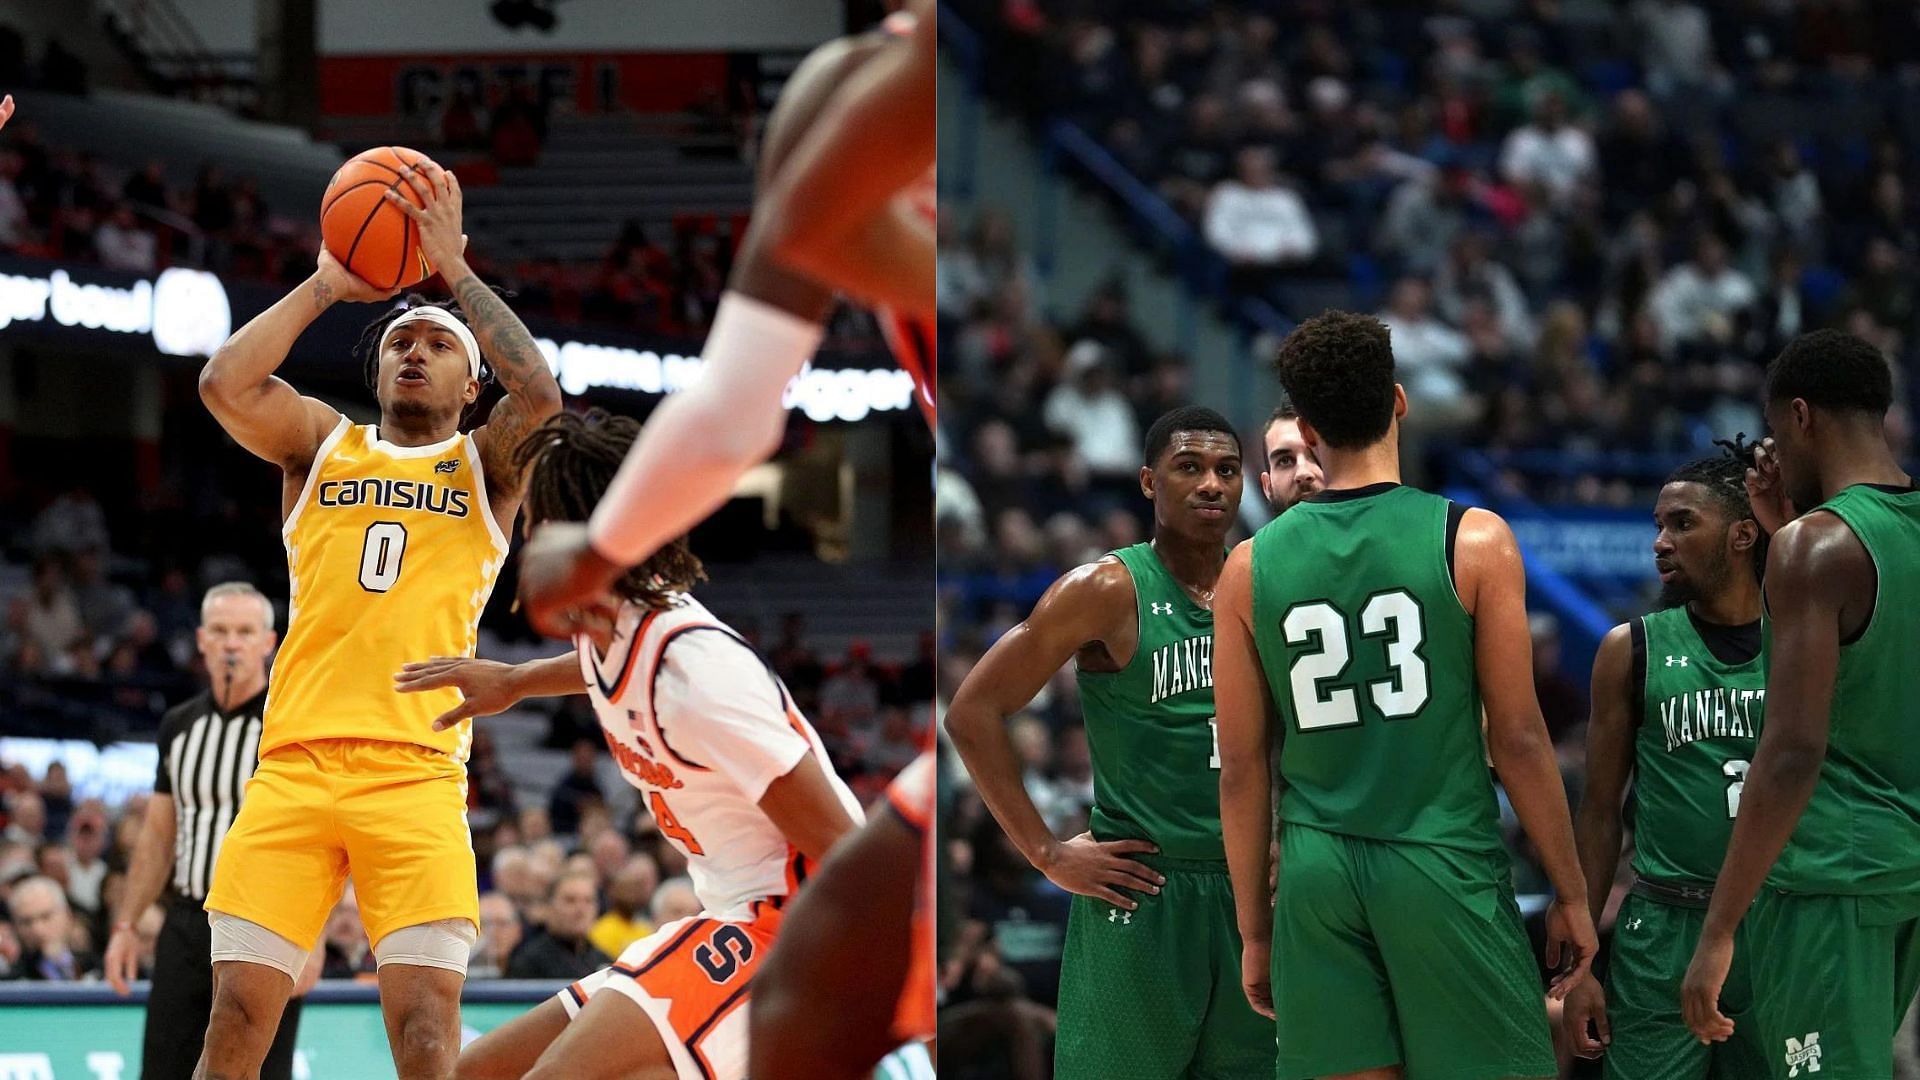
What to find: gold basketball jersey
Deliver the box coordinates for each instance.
[266,418,508,760]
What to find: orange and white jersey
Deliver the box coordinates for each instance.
[576,593,861,918]
[888,750,936,1042]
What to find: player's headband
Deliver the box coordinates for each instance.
[378,305,481,380]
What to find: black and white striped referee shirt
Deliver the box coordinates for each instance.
[153,687,265,902]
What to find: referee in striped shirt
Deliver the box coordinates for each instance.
[103,582,320,1080]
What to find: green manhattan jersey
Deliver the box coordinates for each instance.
[1631,607,1766,884]
[1769,483,1920,896]
[1251,484,1501,854]
[1076,543,1224,861]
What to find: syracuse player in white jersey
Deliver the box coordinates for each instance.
[515,0,935,637]
[751,747,936,1077]
[395,408,862,1080]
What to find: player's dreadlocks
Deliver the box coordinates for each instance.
[1667,433,1767,578]
[353,292,498,420]
[514,408,707,609]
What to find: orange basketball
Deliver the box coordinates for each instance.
[320,146,438,292]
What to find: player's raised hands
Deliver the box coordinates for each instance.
[395,656,526,730]
[1682,930,1737,1044]
[1562,976,1610,1058]
[1744,436,1795,536]
[315,246,402,303]
[384,161,467,273]
[1543,896,1599,999]
[1035,831,1165,912]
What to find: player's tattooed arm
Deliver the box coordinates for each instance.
[452,272,563,496]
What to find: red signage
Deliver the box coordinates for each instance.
[319,53,734,117]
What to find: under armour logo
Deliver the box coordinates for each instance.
[1626,917,1642,930]
[1785,1032,1822,1075]
[1666,655,1690,667]
[1150,602,1175,616]
[1108,908,1132,924]
[434,458,460,474]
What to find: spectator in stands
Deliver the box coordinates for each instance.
[22,559,83,677]
[4,791,45,845]
[1650,231,1757,352]
[1043,342,1141,478]
[1630,0,1719,102]
[547,739,604,839]
[491,846,543,917]
[1596,90,1685,226]
[1530,613,1586,744]
[589,854,659,961]
[64,803,108,916]
[31,486,110,556]
[1434,231,1535,350]
[506,871,610,979]
[820,642,883,739]
[470,892,522,980]
[1204,145,1319,292]
[467,728,517,817]
[1377,163,1471,274]
[8,875,98,981]
[69,546,133,643]
[1376,277,1477,433]
[958,816,1070,1007]
[321,885,375,978]
[1766,138,1824,260]
[1499,86,1596,209]
[649,877,700,926]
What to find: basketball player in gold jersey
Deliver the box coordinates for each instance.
[194,160,561,1079]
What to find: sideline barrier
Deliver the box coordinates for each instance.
[0,980,562,1079]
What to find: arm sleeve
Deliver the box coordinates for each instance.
[652,631,813,802]
[586,293,824,567]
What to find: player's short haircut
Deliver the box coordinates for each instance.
[1273,311,1397,449]
[1766,329,1893,416]
[1266,400,1300,428]
[1668,435,1766,577]
[1143,406,1239,467]
[515,408,706,609]
[200,582,275,631]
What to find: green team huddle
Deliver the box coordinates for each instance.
[947,317,1920,1080]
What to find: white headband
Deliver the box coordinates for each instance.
[378,305,482,380]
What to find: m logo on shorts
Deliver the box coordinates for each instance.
[1784,1032,1821,1075]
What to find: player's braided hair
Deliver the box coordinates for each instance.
[353,293,498,422]
[1667,434,1767,578]
[513,408,707,609]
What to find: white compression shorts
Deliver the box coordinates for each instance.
[208,913,475,980]
[208,911,309,982]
